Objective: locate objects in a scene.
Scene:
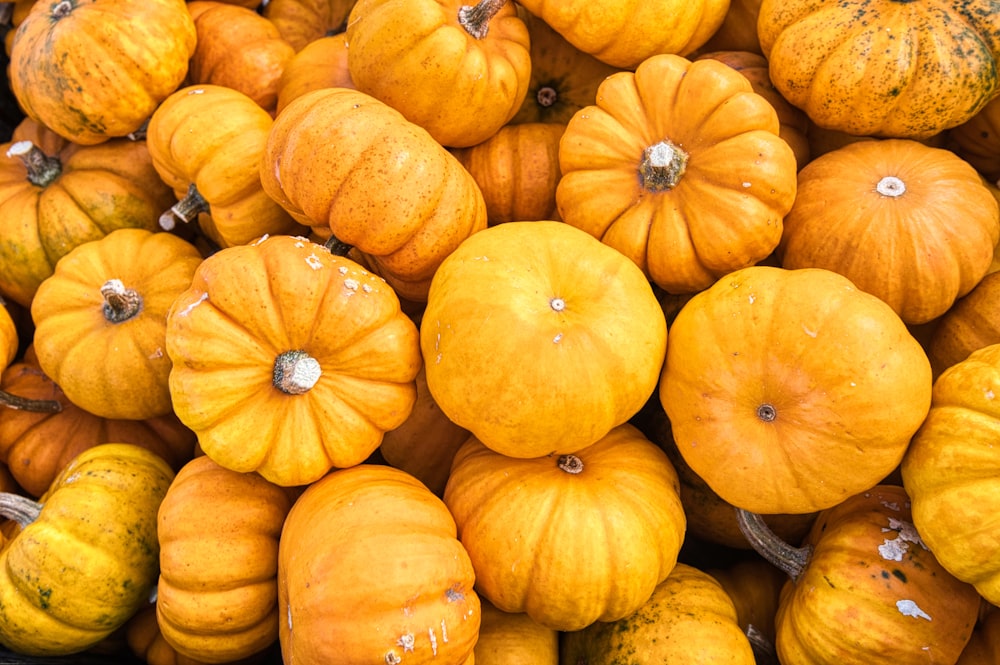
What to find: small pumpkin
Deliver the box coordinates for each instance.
[126,604,276,665]
[474,598,559,665]
[948,94,1000,184]
[30,228,204,421]
[696,0,764,55]
[263,0,357,51]
[278,464,480,665]
[707,558,787,646]
[956,608,1000,665]
[274,32,354,116]
[0,298,17,368]
[926,271,1000,378]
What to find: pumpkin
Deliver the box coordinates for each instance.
[708,558,787,646]
[0,443,174,656]
[738,485,981,665]
[186,1,297,116]
[259,87,488,302]
[757,0,1000,139]
[0,117,177,308]
[421,221,667,458]
[900,343,1000,606]
[508,9,620,126]
[126,604,276,665]
[660,265,933,515]
[778,139,1000,325]
[147,84,308,249]
[263,0,358,51]
[165,234,422,487]
[346,0,531,147]
[556,53,798,295]
[2,0,36,55]
[0,298,16,369]
[8,0,196,144]
[30,228,203,421]
[697,0,764,55]
[442,423,686,631]
[450,122,564,225]
[0,348,195,498]
[956,608,1000,665]
[274,32,354,116]
[926,272,1000,378]
[156,456,296,662]
[948,94,1000,184]
[278,464,480,665]
[559,562,756,665]
[474,598,558,665]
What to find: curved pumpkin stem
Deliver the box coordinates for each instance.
[458,0,507,39]
[101,279,143,323]
[0,492,42,528]
[735,508,812,582]
[160,183,209,231]
[6,140,62,187]
[0,388,62,413]
[746,624,779,665]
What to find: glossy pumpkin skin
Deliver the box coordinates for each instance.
[557,54,798,295]
[443,423,686,631]
[147,84,307,249]
[0,443,174,656]
[927,272,1000,378]
[156,456,295,662]
[0,118,177,308]
[166,234,422,487]
[559,563,755,665]
[259,87,488,302]
[274,32,354,115]
[8,0,196,145]
[474,599,559,665]
[30,228,204,421]
[421,221,667,459]
[774,485,980,665]
[901,343,1000,606]
[757,0,1000,139]
[346,0,531,148]
[779,139,1000,325]
[660,265,933,515]
[263,0,358,51]
[278,464,480,665]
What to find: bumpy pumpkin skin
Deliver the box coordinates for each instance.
[559,563,755,665]
[901,343,1000,606]
[8,0,197,145]
[474,599,558,665]
[166,234,422,487]
[948,94,1000,183]
[660,265,933,515]
[927,270,1000,379]
[264,0,358,51]
[0,300,16,368]
[557,54,798,295]
[757,0,1000,139]
[956,609,1000,665]
[275,33,354,115]
[0,443,175,656]
[278,464,480,665]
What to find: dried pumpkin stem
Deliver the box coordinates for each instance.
[324,234,354,257]
[160,183,209,231]
[876,175,906,197]
[6,140,62,187]
[557,454,584,474]
[639,139,688,192]
[51,0,74,19]
[101,279,143,323]
[0,492,42,528]
[0,388,62,413]
[746,625,779,665]
[536,86,558,108]
[458,0,507,39]
[273,350,322,395]
[735,508,812,582]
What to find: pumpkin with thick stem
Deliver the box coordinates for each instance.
[0,443,174,656]
[8,0,196,145]
[30,228,203,421]
[737,485,980,665]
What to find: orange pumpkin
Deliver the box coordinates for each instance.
[474,598,558,665]
[263,0,357,51]
[956,608,1000,665]
[126,604,276,665]
[926,271,1000,378]
[708,558,787,646]
[556,53,798,294]
[948,94,1000,183]
[697,0,764,55]
[274,32,354,115]
[0,298,17,369]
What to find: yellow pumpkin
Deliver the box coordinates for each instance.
[263,0,358,51]
[474,598,558,665]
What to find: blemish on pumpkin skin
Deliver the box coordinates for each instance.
[177,292,208,316]
[897,599,932,621]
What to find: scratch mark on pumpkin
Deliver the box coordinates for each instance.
[148,347,163,360]
[553,332,563,343]
[429,628,438,655]
[305,254,323,270]
[986,389,995,399]
[344,278,360,292]
[396,634,415,652]
[441,619,449,643]
[287,604,292,630]
[802,324,817,337]
[177,292,208,316]
[897,599,932,621]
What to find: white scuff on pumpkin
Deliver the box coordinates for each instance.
[878,517,927,562]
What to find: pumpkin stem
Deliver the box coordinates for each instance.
[0,492,42,528]
[160,183,209,231]
[323,234,354,257]
[735,508,812,582]
[746,625,779,665]
[50,0,74,19]
[101,279,143,323]
[6,140,62,187]
[557,454,584,474]
[876,175,906,198]
[457,0,507,39]
[273,350,322,395]
[639,139,689,192]
[0,388,62,413]
[536,85,558,109]
[127,119,149,142]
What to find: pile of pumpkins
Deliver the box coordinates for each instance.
[1,0,1000,663]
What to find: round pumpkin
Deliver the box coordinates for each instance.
[274,32,354,115]
[8,0,196,144]
[0,298,17,368]
[660,265,933,515]
[30,228,204,421]
[263,0,358,51]
[443,423,686,631]
[474,598,558,665]
[126,604,276,665]
[278,464,480,665]
[927,270,1000,378]
[165,234,422,487]
[778,139,1000,325]
[421,220,666,458]
[556,53,798,295]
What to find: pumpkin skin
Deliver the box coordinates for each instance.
[278,464,480,665]
[0,443,174,656]
[956,609,1000,665]
[757,0,1000,139]
[421,221,667,459]
[559,562,755,665]
[165,234,422,487]
[948,94,1000,183]
[660,265,933,515]
[708,558,787,646]
[778,139,1000,325]
[156,455,296,663]
[8,0,196,145]
[900,343,1000,606]
[697,0,764,55]
[0,117,177,308]
[274,32,354,115]
[443,423,686,631]
[474,599,558,665]
[263,0,358,51]
[346,0,531,148]
[556,54,798,295]
[30,228,204,421]
[0,299,16,368]
[147,84,308,249]
[927,271,1000,378]
[126,604,275,665]
[259,87,488,302]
